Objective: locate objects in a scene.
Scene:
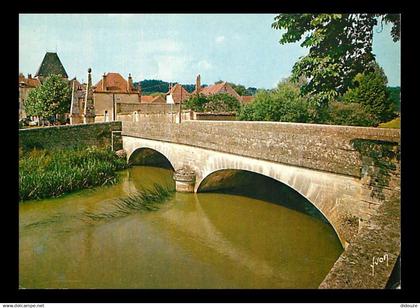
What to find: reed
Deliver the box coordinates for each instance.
[83,184,175,221]
[19,147,128,201]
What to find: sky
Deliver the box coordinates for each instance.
[19,14,400,89]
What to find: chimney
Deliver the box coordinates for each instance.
[138,82,142,102]
[102,73,106,91]
[28,74,32,79]
[195,74,201,94]
[127,73,133,93]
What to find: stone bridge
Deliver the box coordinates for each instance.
[122,120,400,249]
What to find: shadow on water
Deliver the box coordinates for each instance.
[198,169,330,225]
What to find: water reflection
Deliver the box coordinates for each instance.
[19,166,343,289]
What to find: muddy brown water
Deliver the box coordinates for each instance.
[19,166,343,289]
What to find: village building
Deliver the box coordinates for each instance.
[70,70,143,124]
[19,73,41,119]
[192,74,254,104]
[35,52,68,82]
[19,52,69,121]
[166,83,190,104]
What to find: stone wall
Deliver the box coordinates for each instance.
[19,121,123,152]
[122,120,400,179]
[319,192,400,289]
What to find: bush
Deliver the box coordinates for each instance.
[325,101,378,127]
[19,147,128,201]
[239,81,310,123]
[183,93,241,113]
[342,63,396,124]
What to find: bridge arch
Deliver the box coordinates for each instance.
[128,147,174,170]
[197,168,343,245]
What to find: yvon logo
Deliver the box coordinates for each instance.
[370,253,389,276]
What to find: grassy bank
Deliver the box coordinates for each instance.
[19,147,128,201]
[378,117,400,129]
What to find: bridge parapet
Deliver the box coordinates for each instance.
[122,120,400,179]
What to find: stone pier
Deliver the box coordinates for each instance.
[173,167,196,193]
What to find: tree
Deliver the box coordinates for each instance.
[183,93,240,113]
[272,14,400,108]
[239,79,310,122]
[205,93,241,113]
[24,74,71,123]
[342,63,396,124]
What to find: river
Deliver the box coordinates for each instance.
[19,166,343,289]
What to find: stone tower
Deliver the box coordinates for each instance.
[83,68,95,124]
[69,80,82,124]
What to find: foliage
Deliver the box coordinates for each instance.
[239,79,310,122]
[325,101,378,127]
[19,147,127,201]
[272,14,400,107]
[342,63,396,124]
[183,94,208,112]
[387,86,401,112]
[135,79,205,94]
[184,93,241,113]
[24,74,71,120]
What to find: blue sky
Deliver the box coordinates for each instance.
[19,14,400,88]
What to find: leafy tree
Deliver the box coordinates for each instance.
[387,86,400,112]
[205,93,241,113]
[24,74,71,122]
[246,87,258,95]
[342,63,395,124]
[272,14,400,107]
[184,93,240,113]
[239,79,310,122]
[183,94,208,112]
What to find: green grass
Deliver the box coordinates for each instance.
[83,184,175,221]
[378,117,400,129]
[19,147,128,201]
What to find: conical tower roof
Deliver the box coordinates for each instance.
[35,52,68,78]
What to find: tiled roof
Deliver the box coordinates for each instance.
[94,72,137,93]
[141,95,155,103]
[168,84,190,104]
[193,81,241,99]
[240,96,254,104]
[151,95,166,103]
[35,52,68,78]
[19,74,41,88]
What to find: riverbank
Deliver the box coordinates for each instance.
[19,146,128,201]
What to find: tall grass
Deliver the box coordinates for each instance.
[83,184,175,221]
[19,147,128,201]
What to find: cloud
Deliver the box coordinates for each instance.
[155,55,192,81]
[215,35,225,44]
[196,60,212,70]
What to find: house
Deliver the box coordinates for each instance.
[192,74,253,104]
[69,70,143,124]
[166,83,190,104]
[150,95,166,104]
[19,73,41,120]
[19,52,69,120]
[140,95,155,103]
[91,72,141,122]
